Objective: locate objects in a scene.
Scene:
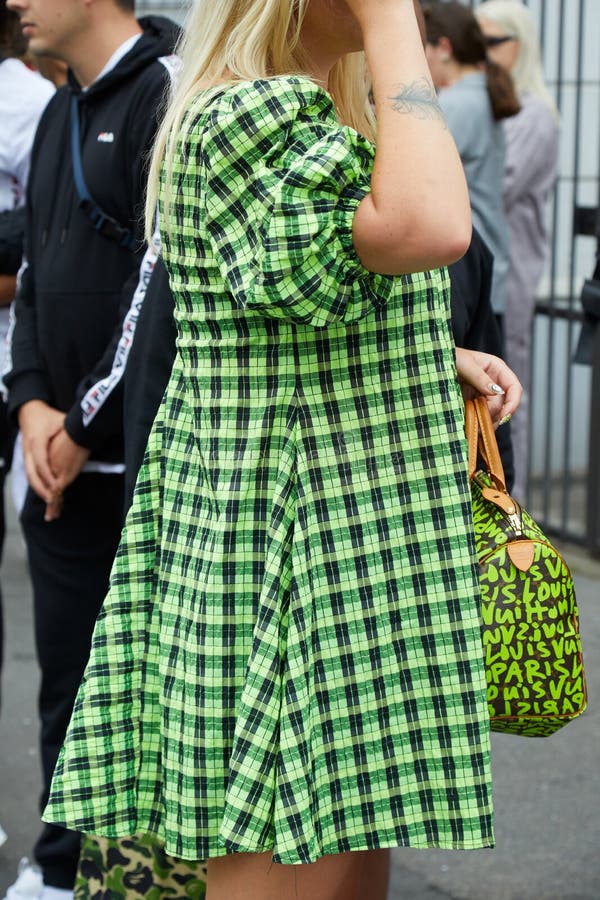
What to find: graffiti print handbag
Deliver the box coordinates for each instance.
[466,397,587,737]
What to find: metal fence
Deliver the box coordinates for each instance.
[141,0,600,550]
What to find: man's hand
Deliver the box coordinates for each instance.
[45,428,91,522]
[18,400,65,504]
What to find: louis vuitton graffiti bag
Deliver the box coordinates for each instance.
[466,396,587,737]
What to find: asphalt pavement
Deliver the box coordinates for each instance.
[0,502,598,900]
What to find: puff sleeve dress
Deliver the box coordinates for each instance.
[45,77,494,864]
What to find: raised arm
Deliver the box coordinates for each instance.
[350,0,471,274]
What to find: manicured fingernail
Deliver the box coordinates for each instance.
[500,414,512,426]
[488,383,505,395]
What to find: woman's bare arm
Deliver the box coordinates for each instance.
[350,0,471,274]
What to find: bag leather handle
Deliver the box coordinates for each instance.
[466,398,535,572]
[465,399,479,482]
[465,397,506,489]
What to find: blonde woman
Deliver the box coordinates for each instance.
[477,0,560,501]
[44,2,520,898]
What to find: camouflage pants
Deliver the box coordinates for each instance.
[75,834,207,899]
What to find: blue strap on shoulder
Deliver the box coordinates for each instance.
[70,95,135,251]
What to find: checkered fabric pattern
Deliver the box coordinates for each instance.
[45,76,494,863]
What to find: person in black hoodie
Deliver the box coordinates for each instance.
[2,1,178,897]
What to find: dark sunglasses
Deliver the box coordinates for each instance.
[485,34,518,47]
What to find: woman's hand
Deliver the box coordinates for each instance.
[455,348,522,426]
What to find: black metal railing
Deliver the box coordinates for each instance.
[437,0,599,550]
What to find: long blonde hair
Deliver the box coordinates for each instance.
[475,0,560,124]
[145,0,375,244]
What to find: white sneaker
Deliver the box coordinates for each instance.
[0,823,7,847]
[3,859,43,900]
[40,890,73,900]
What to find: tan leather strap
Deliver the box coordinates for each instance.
[465,397,507,489]
[465,398,479,482]
[474,396,506,487]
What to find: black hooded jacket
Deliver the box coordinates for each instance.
[4,16,179,464]
[449,227,514,489]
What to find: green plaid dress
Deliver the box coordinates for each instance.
[45,76,494,864]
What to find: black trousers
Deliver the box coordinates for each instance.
[20,473,124,890]
[0,463,5,700]
[0,396,15,704]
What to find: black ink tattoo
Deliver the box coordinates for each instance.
[389,77,447,126]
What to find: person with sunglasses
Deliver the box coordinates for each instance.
[423,2,521,335]
[476,0,560,503]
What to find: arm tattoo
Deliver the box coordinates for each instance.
[388,77,447,127]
